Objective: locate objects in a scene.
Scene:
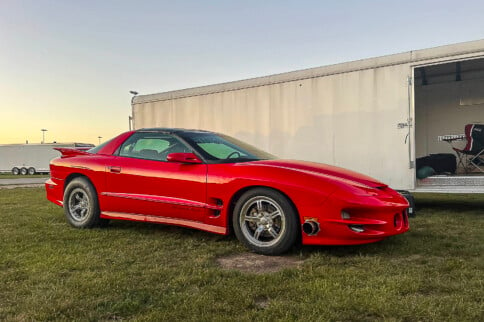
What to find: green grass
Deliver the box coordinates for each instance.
[0,189,483,321]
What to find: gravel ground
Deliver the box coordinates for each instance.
[0,178,46,189]
[0,184,44,189]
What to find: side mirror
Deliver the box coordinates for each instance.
[166,152,202,164]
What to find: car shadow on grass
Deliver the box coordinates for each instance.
[414,193,484,212]
[293,237,408,258]
[106,219,234,242]
[99,202,481,261]
[106,218,411,259]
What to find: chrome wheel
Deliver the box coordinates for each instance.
[68,188,90,222]
[63,177,106,228]
[239,196,286,247]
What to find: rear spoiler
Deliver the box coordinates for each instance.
[54,147,91,158]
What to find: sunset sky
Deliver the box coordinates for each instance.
[1,0,483,145]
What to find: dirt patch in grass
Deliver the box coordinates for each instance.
[254,296,271,309]
[217,252,304,274]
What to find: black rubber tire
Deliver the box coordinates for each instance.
[63,177,109,228]
[232,188,298,256]
[28,167,36,175]
[396,190,416,217]
[11,167,20,175]
[20,167,28,175]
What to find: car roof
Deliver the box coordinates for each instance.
[136,128,214,135]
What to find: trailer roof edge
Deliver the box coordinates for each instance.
[133,39,484,105]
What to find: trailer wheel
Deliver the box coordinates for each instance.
[11,167,20,175]
[28,167,36,175]
[20,167,28,175]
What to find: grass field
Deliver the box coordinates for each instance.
[1,188,483,321]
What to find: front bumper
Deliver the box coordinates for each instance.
[300,187,409,246]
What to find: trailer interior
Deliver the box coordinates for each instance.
[414,57,484,192]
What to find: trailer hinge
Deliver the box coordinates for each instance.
[409,160,415,169]
[407,76,412,86]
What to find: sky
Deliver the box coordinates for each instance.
[1,0,483,145]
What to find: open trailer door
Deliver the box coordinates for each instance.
[413,56,484,193]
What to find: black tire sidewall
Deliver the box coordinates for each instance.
[63,177,101,228]
[233,188,298,255]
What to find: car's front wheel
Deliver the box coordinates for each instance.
[63,177,108,228]
[233,188,298,255]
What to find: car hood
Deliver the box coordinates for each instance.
[248,159,387,188]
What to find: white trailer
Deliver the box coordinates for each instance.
[0,143,94,175]
[132,39,484,193]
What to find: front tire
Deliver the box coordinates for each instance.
[233,188,298,255]
[63,177,108,228]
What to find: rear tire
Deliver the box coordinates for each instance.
[63,177,109,228]
[20,167,28,175]
[28,167,36,175]
[233,188,298,255]
[11,167,20,175]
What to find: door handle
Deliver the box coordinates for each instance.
[109,166,122,174]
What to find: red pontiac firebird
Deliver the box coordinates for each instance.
[45,128,409,255]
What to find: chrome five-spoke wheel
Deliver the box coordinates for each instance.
[63,177,108,228]
[240,196,286,247]
[233,188,298,255]
[68,188,91,222]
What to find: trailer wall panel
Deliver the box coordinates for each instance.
[133,41,484,191]
[133,63,414,189]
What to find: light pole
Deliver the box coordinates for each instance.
[98,136,102,145]
[129,91,138,130]
[41,129,48,144]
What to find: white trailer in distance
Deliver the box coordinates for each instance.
[0,143,94,175]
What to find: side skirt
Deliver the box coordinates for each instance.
[101,211,227,235]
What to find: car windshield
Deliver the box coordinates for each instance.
[178,132,277,163]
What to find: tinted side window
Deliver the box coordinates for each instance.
[118,133,191,161]
[198,143,247,159]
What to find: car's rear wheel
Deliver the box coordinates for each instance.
[64,177,108,228]
[233,188,298,255]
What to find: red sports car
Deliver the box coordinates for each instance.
[45,128,409,255]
